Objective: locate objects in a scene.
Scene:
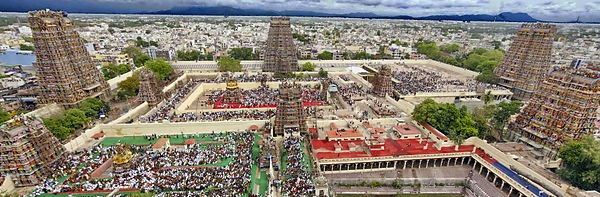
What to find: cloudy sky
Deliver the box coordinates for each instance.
[1,0,599,22]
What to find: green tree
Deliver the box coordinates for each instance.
[318,68,328,78]
[492,101,523,139]
[483,91,493,105]
[43,118,72,140]
[177,50,207,61]
[0,106,10,123]
[145,59,173,80]
[228,48,255,60]
[471,105,497,139]
[79,98,109,118]
[101,64,131,80]
[412,99,478,137]
[122,46,144,59]
[118,74,140,96]
[441,44,461,53]
[19,44,34,51]
[301,62,316,71]
[491,40,502,49]
[557,135,600,191]
[135,36,150,47]
[62,109,91,130]
[217,56,242,72]
[317,51,333,60]
[353,52,375,60]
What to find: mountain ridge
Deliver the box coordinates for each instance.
[148,6,544,23]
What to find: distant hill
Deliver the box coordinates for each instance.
[148,6,541,23]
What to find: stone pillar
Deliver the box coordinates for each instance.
[403,161,407,169]
[426,159,430,168]
[493,175,498,184]
[508,187,514,196]
[479,165,484,174]
[486,170,490,179]
[454,158,458,166]
[461,157,465,165]
[418,160,422,168]
[500,180,505,191]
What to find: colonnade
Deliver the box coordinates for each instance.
[319,155,531,197]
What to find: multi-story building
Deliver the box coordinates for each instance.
[510,61,600,149]
[28,9,108,106]
[262,17,299,74]
[372,65,393,97]
[94,53,134,66]
[494,23,557,101]
[145,46,176,61]
[274,81,306,136]
[0,115,65,186]
[136,69,163,106]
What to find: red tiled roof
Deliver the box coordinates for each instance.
[152,138,169,149]
[91,132,105,139]
[184,138,196,145]
[312,138,475,160]
[330,123,338,130]
[422,123,449,141]
[326,130,364,139]
[248,125,259,131]
[362,121,373,129]
[394,125,422,135]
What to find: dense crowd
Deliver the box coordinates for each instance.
[168,110,276,122]
[140,79,203,122]
[281,136,315,197]
[334,82,368,106]
[212,73,325,83]
[391,64,503,95]
[209,84,324,108]
[29,133,255,197]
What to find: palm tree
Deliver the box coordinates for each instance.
[483,91,493,105]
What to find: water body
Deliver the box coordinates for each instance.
[0,49,36,66]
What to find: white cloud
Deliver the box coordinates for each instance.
[88,0,599,21]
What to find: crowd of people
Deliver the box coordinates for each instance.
[140,79,203,122]
[281,136,315,197]
[391,64,504,95]
[168,110,276,122]
[334,82,368,106]
[209,84,324,109]
[30,132,256,197]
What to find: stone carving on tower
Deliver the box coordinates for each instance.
[494,23,557,100]
[372,65,393,97]
[262,17,299,74]
[28,9,109,106]
[274,81,307,136]
[136,69,164,106]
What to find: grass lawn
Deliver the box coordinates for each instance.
[100,134,217,146]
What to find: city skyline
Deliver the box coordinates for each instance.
[0,0,599,22]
